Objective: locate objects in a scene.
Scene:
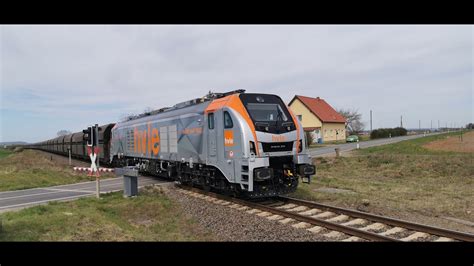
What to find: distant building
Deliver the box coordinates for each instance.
[288,95,346,143]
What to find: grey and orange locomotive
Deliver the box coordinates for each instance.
[29,90,315,198]
[110,90,315,198]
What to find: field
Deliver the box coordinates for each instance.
[0,186,214,241]
[290,131,474,232]
[0,149,114,192]
[423,131,474,153]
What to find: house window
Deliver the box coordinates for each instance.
[297,115,302,121]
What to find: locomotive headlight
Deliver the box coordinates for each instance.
[249,141,256,155]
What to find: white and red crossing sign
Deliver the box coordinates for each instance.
[87,146,100,177]
[73,145,114,173]
[73,167,114,172]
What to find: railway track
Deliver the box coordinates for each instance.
[176,185,474,242]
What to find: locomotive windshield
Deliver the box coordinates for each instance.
[239,93,296,133]
[245,103,288,122]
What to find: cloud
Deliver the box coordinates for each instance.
[0,25,472,142]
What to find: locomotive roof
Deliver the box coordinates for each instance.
[123,89,246,123]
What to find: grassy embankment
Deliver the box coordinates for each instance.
[0,149,113,192]
[291,131,473,226]
[0,186,215,241]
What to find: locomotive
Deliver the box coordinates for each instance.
[28,90,315,198]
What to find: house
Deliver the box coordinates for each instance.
[288,95,346,143]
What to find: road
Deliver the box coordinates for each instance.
[0,175,169,213]
[308,133,441,157]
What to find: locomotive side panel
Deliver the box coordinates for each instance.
[111,103,210,166]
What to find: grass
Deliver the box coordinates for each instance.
[0,186,215,241]
[0,149,113,192]
[0,149,13,159]
[360,131,465,155]
[289,130,474,229]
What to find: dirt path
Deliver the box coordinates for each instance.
[423,131,474,153]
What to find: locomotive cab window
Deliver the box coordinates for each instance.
[224,111,233,128]
[208,113,214,129]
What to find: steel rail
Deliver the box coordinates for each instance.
[278,196,474,242]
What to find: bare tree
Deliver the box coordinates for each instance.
[337,108,365,134]
[57,130,72,136]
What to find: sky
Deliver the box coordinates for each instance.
[0,25,472,143]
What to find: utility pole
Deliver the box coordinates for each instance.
[370,110,373,132]
[419,120,421,131]
[438,120,440,130]
[431,120,432,131]
[400,115,403,128]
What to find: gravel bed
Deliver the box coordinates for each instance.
[391,230,417,239]
[163,185,330,241]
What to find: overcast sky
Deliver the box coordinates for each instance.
[1,25,472,143]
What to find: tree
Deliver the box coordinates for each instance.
[466,123,474,129]
[337,108,365,134]
[57,130,72,136]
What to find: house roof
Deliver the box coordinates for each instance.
[289,95,346,123]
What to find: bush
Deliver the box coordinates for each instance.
[371,127,407,139]
[13,147,24,153]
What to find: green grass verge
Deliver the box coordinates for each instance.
[0,150,112,192]
[0,186,215,241]
[0,149,12,159]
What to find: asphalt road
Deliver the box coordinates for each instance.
[0,175,170,213]
[308,132,441,157]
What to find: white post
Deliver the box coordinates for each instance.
[96,175,100,199]
[68,148,71,166]
[95,148,100,199]
[356,140,360,149]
